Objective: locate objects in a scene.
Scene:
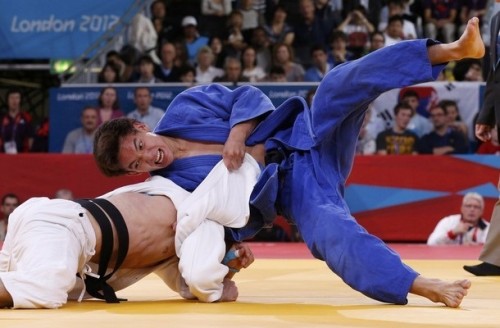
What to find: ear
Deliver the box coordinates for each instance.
[133,122,150,132]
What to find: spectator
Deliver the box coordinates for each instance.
[173,40,189,68]
[150,0,178,46]
[241,46,267,82]
[105,50,135,83]
[128,11,160,64]
[305,86,317,107]
[200,0,232,38]
[263,5,295,46]
[179,65,197,84]
[54,188,74,200]
[0,193,19,241]
[154,42,181,82]
[400,89,433,137]
[213,56,250,84]
[427,192,489,245]
[439,99,468,138]
[97,61,122,83]
[133,55,164,84]
[452,58,484,81]
[376,102,419,155]
[417,104,469,154]
[195,46,224,84]
[265,65,287,82]
[328,30,355,67]
[272,42,305,82]
[31,117,49,153]
[209,36,227,68]
[96,87,124,126]
[292,0,330,67]
[249,26,273,72]
[368,31,386,53]
[356,105,377,155]
[304,45,333,82]
[0,88,34,154]
[337,5,375,58]
[423,0,458,43]
[384,15,405,46]
[180,16,210,65]
[223,10,248,57]
[378,0,418,39]
[458,0,487,36]
[238,0,259,31]
[314,0,342,33]
[62,106,99,154]
[127,87,165,130]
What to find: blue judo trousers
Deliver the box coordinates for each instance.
[153,38,445,305]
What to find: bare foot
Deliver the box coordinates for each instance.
[410,276,471,308]
[456,17,485,59]
[428,17,485,64]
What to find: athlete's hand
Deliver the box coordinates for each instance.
[219,278,238,302]
[475,124,492,142]
[223,138,246,171]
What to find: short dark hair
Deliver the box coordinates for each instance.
[2,193,19,205]
[93,118,140,176]
[393,102,413,116]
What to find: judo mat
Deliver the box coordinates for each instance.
[2,243,500,328]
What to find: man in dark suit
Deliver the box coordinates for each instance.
[463,9,500,276]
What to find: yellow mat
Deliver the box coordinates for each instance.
[2,259,499,328]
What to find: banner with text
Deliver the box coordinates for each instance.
[0,0,134,59]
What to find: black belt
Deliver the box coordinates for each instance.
[74,198,129,303]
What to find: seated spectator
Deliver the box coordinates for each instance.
[195,46,224,84]
[200,0,232,38]
[249,26,273,72]
[458,0,487,36]
[378,0,417,39]
[439,99,468,138]
[427,192,489,245]
[62,106,99,154]
[337,5,375,58]
[96,87,124,126]
[452,58,483,82]
[423,0,458,43]
[241,46,267,82]
[357,105,377,155]
[376,102,419,155]
[127,87,165,130]
[476,126,500,155]
[54,188,74,200]
[328,30,355,67]
[223,10,248,57]
[304,44,332,82]
[383,15,405,46]
[213,56,250,84]
[209,36,227,68]
[128,11,160,64]
[417,104,469,155]
[401,89,433,137]
[105,50,135,83]
[97,61,122,83]
[0,193,19,241]
[178,65,197,84]
[154,42,181,82]
[271,42,305,82]
[263,5,295,46]
[132,55,164,84]
[180,16,209,65]
[238,0,259,32]
[0,88,34,154]
[367,31,386,53]
[265,65,287,82]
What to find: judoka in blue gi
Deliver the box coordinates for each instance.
[94,18,485,308]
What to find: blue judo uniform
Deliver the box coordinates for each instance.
[153,39,446,305]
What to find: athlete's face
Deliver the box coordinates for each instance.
[118,125,173,174]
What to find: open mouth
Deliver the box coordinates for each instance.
[155,149,164,165]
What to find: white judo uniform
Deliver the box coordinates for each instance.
[0,154,259,308]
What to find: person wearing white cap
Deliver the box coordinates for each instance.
[181,16,209,65]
